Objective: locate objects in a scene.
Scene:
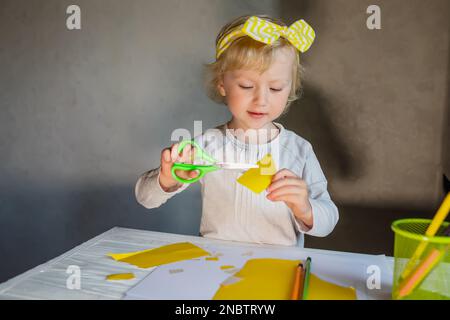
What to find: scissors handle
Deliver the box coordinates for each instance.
[171,163,219,184]
[177,140,216,163]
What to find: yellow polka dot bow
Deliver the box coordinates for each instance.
[216,16,316,59]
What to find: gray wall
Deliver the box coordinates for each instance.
[0,0,448,283]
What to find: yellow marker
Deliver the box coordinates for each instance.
[108,242,210,269]
[399,193,450,281]
[237,154,276,193]
[213,258,356,300]
[106,273,135,281]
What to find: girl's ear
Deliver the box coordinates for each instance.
[217,79,226,97]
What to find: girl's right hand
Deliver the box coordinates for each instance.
[159,142,199,192]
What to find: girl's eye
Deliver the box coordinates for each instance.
[239,85,282,92]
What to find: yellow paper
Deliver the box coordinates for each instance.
[220,265,235,270]
[237,153,276,194]
[108,242,210,269]
[308,273,357,300]
[213,258,356,300]
[206,257,219,261]
[106,273,135,281]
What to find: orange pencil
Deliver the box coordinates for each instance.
[291,263,304,300]
[396,225,450,299]
[397,246,448,299]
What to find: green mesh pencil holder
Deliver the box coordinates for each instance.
[391,219,450,300]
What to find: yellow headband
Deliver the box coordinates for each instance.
[216,16,316,59]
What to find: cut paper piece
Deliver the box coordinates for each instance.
[307,273,357,300]
[212,258,356,300]
[237,153,277,194]
[220,265,235,270]
[108,242,210,269]
[206,257,219,261]
[169,269,184,274]
[213,258,296,299]
[106,273,135,281]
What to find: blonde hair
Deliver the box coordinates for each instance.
[203,14,306,113]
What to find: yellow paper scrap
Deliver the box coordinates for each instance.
[220,265,235,270]
[206,257,219,261]
[106,273,135,281]
[108,242,210,269]
[237,153,276,194]
[213,258,356,300]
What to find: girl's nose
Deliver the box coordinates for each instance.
[253,87,268,107]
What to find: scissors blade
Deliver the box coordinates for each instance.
[215,162,259,170]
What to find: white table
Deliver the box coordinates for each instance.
[0,227,394,299]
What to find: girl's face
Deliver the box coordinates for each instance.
[218,47,295,131]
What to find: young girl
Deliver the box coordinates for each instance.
[135,14,338,247]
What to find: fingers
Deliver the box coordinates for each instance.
[267,176,306,193]
[161,143,180,165]
[161,143,180,178]
[267,193,299,203]
[267,168,306,191]
[266,169,309,204]
[161,143,180,167]
[162,148,171,163]
[271,168,297,182]
[160,147,175,182]
[189,170,200,178]
[159,143,200,187]
[267,185,308,200]
[172,168,200,182]
[169,143,197,163]
[170,143,180,162]
[181,144,197,163]
[181,144,190,162]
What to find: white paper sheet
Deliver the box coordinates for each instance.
[125,242,392,300]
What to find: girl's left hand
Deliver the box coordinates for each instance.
[266,169,313,228]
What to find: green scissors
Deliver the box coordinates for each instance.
[171,139,258,184]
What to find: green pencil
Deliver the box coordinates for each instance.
[302,257,312,300]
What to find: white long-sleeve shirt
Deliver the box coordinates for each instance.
[135,122,339,247]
